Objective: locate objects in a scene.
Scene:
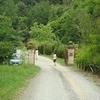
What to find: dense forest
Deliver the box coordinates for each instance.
[0,0,100,74]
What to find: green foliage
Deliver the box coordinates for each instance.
[0,64,40,100]
[50,8,82,44]
[29,22,55,43]
[76,44,100,73]
[76,46,91,66]
[14,0,63,5]
[38,44,44,54]
[0,0,18,20]
[0,14,20,64]
[50,0,63,4]
[17,17,29,43]
[49,5,65,21]
[0,14,16,41]
[93,0,100,17]
[17,1,28,16]
[94,55,100,66]
[0,42,15,64]
[0,0,100,75]
[54,44,65,58]
[38,42,53,55]
[14,0,37,6]
[71,0,100,74]
[28,1,51,25]
[45,43,53,55]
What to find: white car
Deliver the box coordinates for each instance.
[10,58,22,64]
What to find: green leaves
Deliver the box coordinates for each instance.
[0,14,19,64]
[29,22,55,43]
[0,0,99,68]
[0,14,15,41]
[17,1,28,16]
[28,1,51,25]
[0,42,15,64]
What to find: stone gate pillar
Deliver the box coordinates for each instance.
[67,42,74,65]
[27,43,35,65]
[28,49,35,65]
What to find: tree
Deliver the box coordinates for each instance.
[17,1,28,16]
[14,0,37,6]
[0,14,19,64]
[29,22,56,54]
[1,0,18,20]
[29,22,55,42]
[50,0,63,5]
[17,17,30,43]
[73,0,100,73]
[49,5,65,21]
[50,8,82,44]
[0,14,17,42]
[93,0,100,17]
[28,1,51,25]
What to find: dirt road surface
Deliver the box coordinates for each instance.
[18,56,100,100]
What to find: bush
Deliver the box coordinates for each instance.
[0,42,15,64]
[94,55,100,66]
[55,44,65,58]
[38,44,44,54]
[45,43,53,55]
[38,42,53,55]
[75,45,100,73]
[76,46,91,68]
[93,55,100,74]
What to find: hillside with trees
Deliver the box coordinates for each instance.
[0,0,100,74]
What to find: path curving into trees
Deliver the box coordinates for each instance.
[18,56,100,100]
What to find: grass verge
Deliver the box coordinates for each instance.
[43,54,66,66]
[43,54,100,86]
[0,64,40,100]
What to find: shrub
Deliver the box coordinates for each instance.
[38,42,53,55]
[94,55,100,66]
[0,42,15,64]
[75,44,100,73]
[45,43,53,55]
[38,44,44,54]
[93,55,100,74]
[55,44,65,58]
[76,46,91,68]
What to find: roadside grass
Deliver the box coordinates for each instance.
[0,64,40,100]
[45,54,82,71]
[56,57,66,66]
[43,54,66,66]
[43,54,100,86]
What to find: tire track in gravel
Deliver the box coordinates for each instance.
[18,55,100,100]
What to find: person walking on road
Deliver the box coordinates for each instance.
[53,53,57,66]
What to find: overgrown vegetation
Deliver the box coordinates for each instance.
[0,0,100,74]
[0,64,40,100]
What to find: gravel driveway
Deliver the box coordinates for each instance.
[18,56,100,100]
